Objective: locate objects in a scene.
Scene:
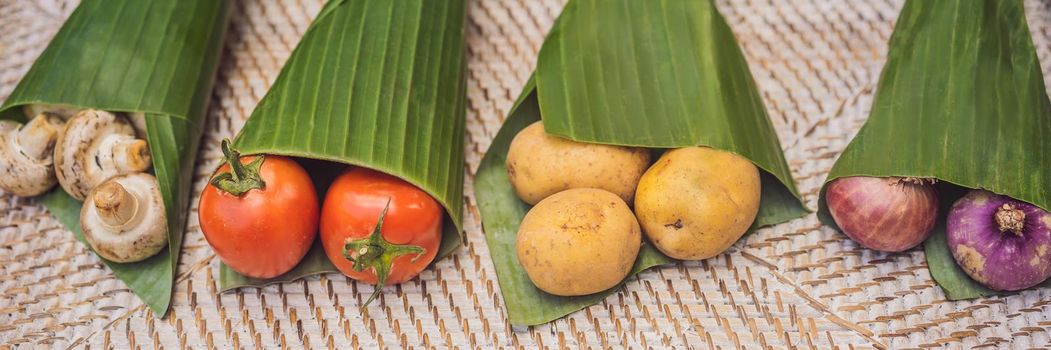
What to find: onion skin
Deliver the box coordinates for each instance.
[947,190,1051,291]
[825,176,938,252]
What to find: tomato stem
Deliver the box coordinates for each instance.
[342,200,425,309]
[209,138,266,196]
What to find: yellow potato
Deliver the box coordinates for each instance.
[515,188,641,296]
[506,122,650,205]
[634,147,760,260]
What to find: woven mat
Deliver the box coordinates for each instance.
[3,0,1051,348]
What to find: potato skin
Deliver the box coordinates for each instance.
[515,188,642,296]
[634,147,761,260]
[506,122,650,205]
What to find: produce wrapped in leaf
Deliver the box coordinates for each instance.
[0,0,231,316]
[818,0,1051,299]
[475,0,808,326]
[210,0,467,302]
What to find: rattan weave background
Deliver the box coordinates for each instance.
[2,0,1051,348]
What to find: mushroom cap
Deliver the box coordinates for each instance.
[23,104,78,121]
[55,109,151,200]
[0,116,62,196]
[81,172,167,263]
[128,112,148,138]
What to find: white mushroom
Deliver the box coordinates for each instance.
[81,173,167,263]
[54,109,152,200]
[128,112,148,138]
[0,113,65,196]
[23,104,78,120]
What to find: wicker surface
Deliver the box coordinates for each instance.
[2,0,1051,348]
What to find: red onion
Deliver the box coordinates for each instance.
[947,190,1051,291]
[825,176,939,252]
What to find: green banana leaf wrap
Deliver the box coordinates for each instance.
[218,0,467,290]
[817,0,1051,300]
[0,0,231,316]
[476,0,808,326]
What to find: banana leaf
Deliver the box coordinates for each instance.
[476,0,808,326]
[218,0,467,290]
[0,0,231,316]
[817,0,1051,300]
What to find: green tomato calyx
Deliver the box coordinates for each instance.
[209,138,266,196]
[343,200,425,309]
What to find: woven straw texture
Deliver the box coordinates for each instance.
[2,0,1051,348]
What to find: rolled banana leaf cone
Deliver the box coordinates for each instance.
[475,0,808,326]
[817,0,1051,300]
[0,0,231,316]
[218,0,467,289]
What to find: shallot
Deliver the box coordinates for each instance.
[825,176,938,252]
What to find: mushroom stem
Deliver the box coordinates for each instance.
[17,114,61,160]
[110,138,152,173]
[995,204,1026,236]
[93,181,139,228]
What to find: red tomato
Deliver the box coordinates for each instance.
[320,167,442,305]
[199,140,318,279]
